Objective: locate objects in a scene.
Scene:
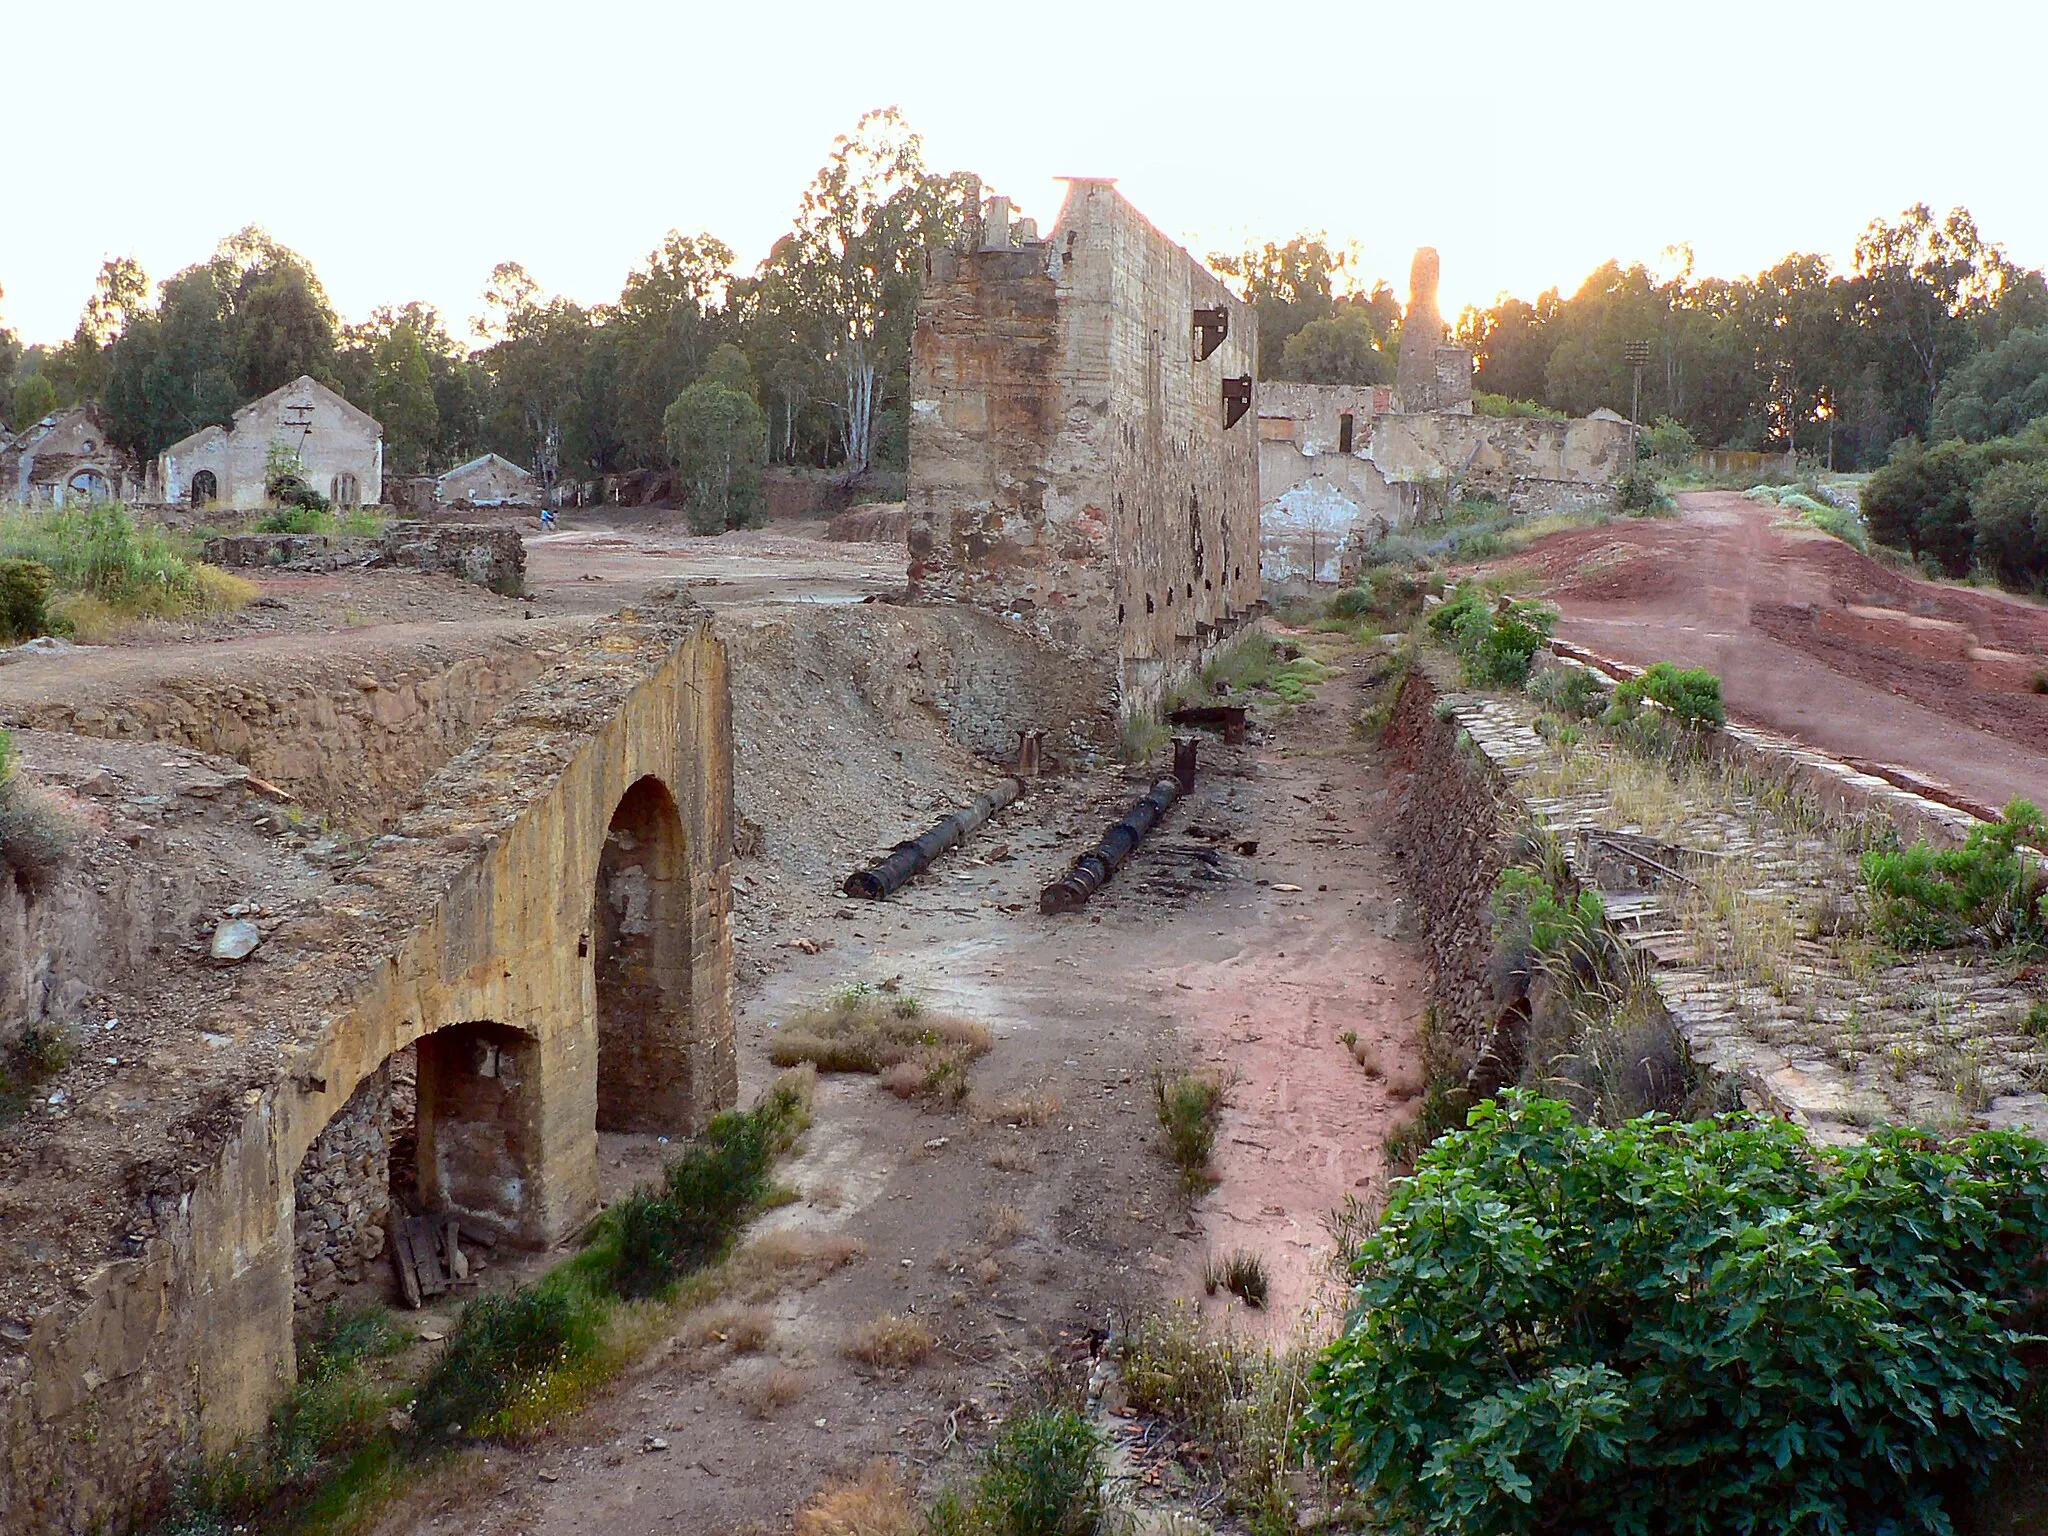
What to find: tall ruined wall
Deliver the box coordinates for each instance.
[908,181,1260,719]
[0,600,734,1536]
[0,632,551,832]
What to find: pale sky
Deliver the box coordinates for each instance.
[3,0,2043,347]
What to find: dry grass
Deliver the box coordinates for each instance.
[842,1313,935,1370]
[769,988,991,1102]
[1680,854,1800,998]
[734,1363,808,1418]
[717,1231,867,1303]
[795,1461,920,1536]
[974,1257,1002,1286]
[986,1204,1028,1246]
[681,1304,773,1354]
[988,1142,1038,1173]
[970,1088,1063,1126]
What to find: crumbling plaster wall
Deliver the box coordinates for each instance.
[157,377,382,508]
[1256,389,1632,581]
[908,180,1262,720]
[0,600,735,1536]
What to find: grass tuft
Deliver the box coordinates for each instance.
[769,988,991,1100]
[843,1313,936,1370]
[1153,1070,1228,1194]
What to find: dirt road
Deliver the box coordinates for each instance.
[366,633,1423,1536]
[1492,492,2048,812]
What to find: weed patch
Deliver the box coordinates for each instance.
[0,503,253,628]
[843,1313,935,1369]
[769,985,990,1100]
[0,732,79,890]
[1152,1071,1227,1194]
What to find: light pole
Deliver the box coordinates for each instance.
[1623,339,1652,468]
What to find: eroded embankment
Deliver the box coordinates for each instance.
[1385,647,2048,1144]
[0,624,565,831]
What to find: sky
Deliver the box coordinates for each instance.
[3,0,2045,347]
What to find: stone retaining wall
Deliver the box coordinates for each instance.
[292,1066,391,1308]
[202,523,524,596]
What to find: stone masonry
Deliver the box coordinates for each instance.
[292,1065,391,1307]
[908,179,1263,720]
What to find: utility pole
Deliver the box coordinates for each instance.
[1623,339,1652,467]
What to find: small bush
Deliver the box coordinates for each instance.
[1428,588,1558,689]
[843,1312,935,1369]
[1862,799,2047,952]
[0,557,59,641]
[1201,1250,1269,1309]
[0,735,78,889]
[972,1407,1109,1536]
[1523,663,1607,720]
[1153,1071,1226,1193]
[1308,1091,2048,1536]
[1611,661,1725,730]
[410,1282,602,1440]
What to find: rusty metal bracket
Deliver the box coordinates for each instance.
[1222,375,1253,429]
[1193,306,1229,362]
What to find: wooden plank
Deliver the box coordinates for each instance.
[391,1221,423,1309]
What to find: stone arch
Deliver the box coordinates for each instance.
[190,469,218,505]
[592,775,697,1134]
[414,1020,545,1244]
[66,468,110,502]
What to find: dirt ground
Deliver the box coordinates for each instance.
[1473,491,2048,812]
[332,533,1426,1535]
[5,514,1428,1532]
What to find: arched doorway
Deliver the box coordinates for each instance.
[66,469,110,503]
[190,469,218,506]
[415,1021,543,1243]
[593,775,695,1133]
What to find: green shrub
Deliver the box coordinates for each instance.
[1327,585,1372,620]
[1861,799,2047,952]
[410,1282,602,1440]
[1154,1070,1226,1194]
[1524,663,1607,720]
[600,1084,807,1299]
[255,504,334,535]
[972,1408,1110,1536]
[1428,588,1558,689]
[1612,662,1725,730]
[1972,459,2048,588]
[0,558,59,641]
[1307,1091,2048,1536]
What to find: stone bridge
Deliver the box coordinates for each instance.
[1,598,735,1534]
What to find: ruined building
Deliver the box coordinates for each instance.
[1,404,142,505]
[0,599,734,1534]
[156,376,383,508]
[907,180,1263,719]
[1259,248,1629,583]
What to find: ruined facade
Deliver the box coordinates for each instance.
[1258,251,1629,583]
[908,180,1262,718]
[437,452,537,508]
[157,376,383,508]
[1,404,141,504]
[0,600,734,1534]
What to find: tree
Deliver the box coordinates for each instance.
[664,379,766,534]
[610,231,735,465]
[1931,326,2048,443]
[700,342,756,397]
[769,108,968,475]
[473,264,594,495]
[43,256,148,404]
[1849,205,2023,443]
[1972,459,2048,586]
[1209,235,1354,377]
[9,373,56,432]
[1274,309,1392,385]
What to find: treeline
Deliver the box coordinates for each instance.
[0,109,967,516]
[1232,207,2048,472]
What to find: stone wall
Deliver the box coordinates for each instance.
[908,180,1263,719]
[293,1066,390,1308]
[202,522,525,596]
[0,634,550,832]
[1383,665,1516,1061]
[0,598,735,1535]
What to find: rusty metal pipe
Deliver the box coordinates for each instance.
[1039,777,1184,915]
[843,778,1024,899]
